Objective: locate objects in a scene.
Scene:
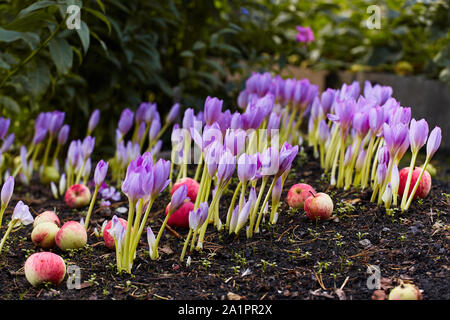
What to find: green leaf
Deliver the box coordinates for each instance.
[17,1,57,19]
[211,43,241,55]
[180,50,195,58]
[192,41,206,51]
[83,7,111,34]
[0,28,40,49]
[96,0,106,13]
[76,21,90,54]
[48,37,73,74]
[0,56,10,70]
[203,59,226,76]
[4,10,56,32]
[25,61,51,99]
[0,95,20,113]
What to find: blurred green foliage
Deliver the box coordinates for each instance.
[0,0,448,153]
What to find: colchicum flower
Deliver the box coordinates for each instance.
[0,201,34,253]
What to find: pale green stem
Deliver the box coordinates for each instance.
[400,152,418,210]
[225,181,242,229]
[247,177,267,238]
[180,228,193,261]
[254,177,276,234]
[404,158,430,211]
[84,185,100,230]
[122,198,136,273]
[0,220,17,253]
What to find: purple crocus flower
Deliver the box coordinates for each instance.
[191,122,222,152]
[169,184,189,213]
[224,129,246,156]
[339,81,360,100]
[48,111,65,135]
[67,140,82,168]
[136,122,146,144]
[217,150,235,187]
[182,108,195,129]
[283,78,296,102]
[237,153,257,183]
[296,26,314,43]
[205,140,224,177]
[32,127,47,144]
[242,101,266,130]
[272,75,285,102]
[272,176,282,204]
[364,81,393,105]
[353,111,370,138]
[0,118,10,140]
[118,108,134,135]
[57,125,70,145]
[1,133,14,153]
[149,117,161,142]
[136,102,157,124]
[81,136,95,159]
[409,119,429,153]
[383,123,409,159]
[260,147,279,176]
[426,127,442,160]
[369,106,384,136]
[122,153,154,203]
[318,119,329,144]
[167,103,180,123]
[1,176,14,207]
[230,112,243,129]
[11,201,33,226]
[378,145,390,165]
[189,202,209,230]
[94,160,108,186]
[237,90,249,109]
[277,142,299,177]
[149,158,171,199]
[246,72,272,98]
[88,109,100,133]
[355,149,366,172]
[327,98,356,137]
[321,89,336,115]
[204,96,223,125]
[267,112,281,132]
[217,110,232,134]
[376,162,387,184]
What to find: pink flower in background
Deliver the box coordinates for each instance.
[296,26,314,44]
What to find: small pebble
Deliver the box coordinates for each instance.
[359,239,372,247]
[382,227,390,232]
[116,207,128,214]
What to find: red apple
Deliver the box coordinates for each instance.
[304,192,333,221]
[388,283,422,300]
[171,178,199,202]
[24,252,66,287]
[31,222,60,249]
[286,183,316,209]
[33,210,60,228]
[64,184,91,208]
[55,221,87,250]
[398,167,431,200]
[165,201,195,228]
[103,218,127,249]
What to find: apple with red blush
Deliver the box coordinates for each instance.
[398,167,431,200]
[165,201,195,228]
[304,192,334,221]
[171,178,199,202]
[64,184,91,208]
[286,183,316,209]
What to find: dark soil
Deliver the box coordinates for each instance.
[0,149,449,300]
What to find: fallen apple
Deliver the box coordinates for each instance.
[31,222,60,249]
[165,201,195,229]
[55,221,87,250]
[64,184,91,208]
[286,183,316,209]
[304,192,334,221]
[24,252,66,287]
[33,210,60,228]
[103,218,127,249]
[171,178,199,202]
[398,167,431,200]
